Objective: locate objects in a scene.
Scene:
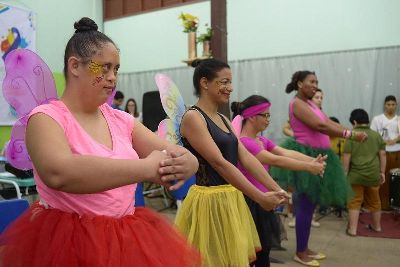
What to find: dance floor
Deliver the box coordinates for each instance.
[357,212,400,239]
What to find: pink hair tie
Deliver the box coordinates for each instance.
[242,102,271,119]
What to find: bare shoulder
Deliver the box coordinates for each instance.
[292,98,305,108]
[182,109,206,125]
[181,109,208,138]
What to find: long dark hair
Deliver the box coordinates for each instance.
[285,71,315,94]
[231,95,270,124]
[191,58,230,97]
[124,98,139,117]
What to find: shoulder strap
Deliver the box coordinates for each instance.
[218,113,234,133]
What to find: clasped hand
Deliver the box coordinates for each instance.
[259,190,289,211]
[146,146,198,191]
[312,154,328,177]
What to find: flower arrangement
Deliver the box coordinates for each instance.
[197,24,213,43]
[178,13,199,33]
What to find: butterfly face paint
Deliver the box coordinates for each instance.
[88,60,105,86]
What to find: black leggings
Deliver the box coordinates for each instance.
[251,248,270,267]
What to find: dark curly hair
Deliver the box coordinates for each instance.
[191,58,230,97]
[64,17,116,80]
[285,71,316,94]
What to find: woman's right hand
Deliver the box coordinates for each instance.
[257,191,286,211]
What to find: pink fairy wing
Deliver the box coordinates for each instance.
[157,118,181,144]
[5,117,32,170]
[154,74,186,122]
[2,49,57,119]
[2,49,57,170]
[231,115,243,136]
[157,119,168,139]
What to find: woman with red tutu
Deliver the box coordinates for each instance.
[0,17,201,267]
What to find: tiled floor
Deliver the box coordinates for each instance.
[2,183,398,267]
[147,196,400,267]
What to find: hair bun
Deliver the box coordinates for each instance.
[191,59,202,68]
[74,17,98,33]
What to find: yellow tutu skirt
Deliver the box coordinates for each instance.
[175,184,261,267]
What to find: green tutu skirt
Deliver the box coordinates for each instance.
[270,138,351,207]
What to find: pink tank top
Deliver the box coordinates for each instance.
[289,98,331,149]
[29,100,138,218]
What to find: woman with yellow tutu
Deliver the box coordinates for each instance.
[175,58,288,267]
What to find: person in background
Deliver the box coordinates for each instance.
[329,117,345,160]
[125,98,142,121]
[125,98,144,206]
[370,95,400,210]
[311,89,323,109]
[0,17,201,267]
[343,109,386,236]
[111,90,124,110]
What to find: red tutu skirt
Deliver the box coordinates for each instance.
[0,203,202,267]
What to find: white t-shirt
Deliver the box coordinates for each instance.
[370,114,400,152]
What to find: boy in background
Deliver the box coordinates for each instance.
[343,109,386,236]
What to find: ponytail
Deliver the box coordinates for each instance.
[285,70,315,94]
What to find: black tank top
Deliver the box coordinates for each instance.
[181,106,238,186]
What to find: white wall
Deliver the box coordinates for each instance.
[228,0,400,60]
[104,1,211,73]
[1,0,103,72]
[105,0,400,73]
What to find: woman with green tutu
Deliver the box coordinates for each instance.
[270,71,367,267]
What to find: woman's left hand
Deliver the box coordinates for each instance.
[158,146,199,190]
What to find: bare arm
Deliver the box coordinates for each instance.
[282,122,294,137]
[379,150,386,184]
[293,99,366,142]
[255,149,324,175]
[132,121,199,189]
[26,113,167,194]
[342,153,351,175]
[292,99,347,138]
[237,142,282,191]
[132,120,176,157]
[271,146,314,162]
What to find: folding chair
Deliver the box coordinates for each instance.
[0,172,36,199]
